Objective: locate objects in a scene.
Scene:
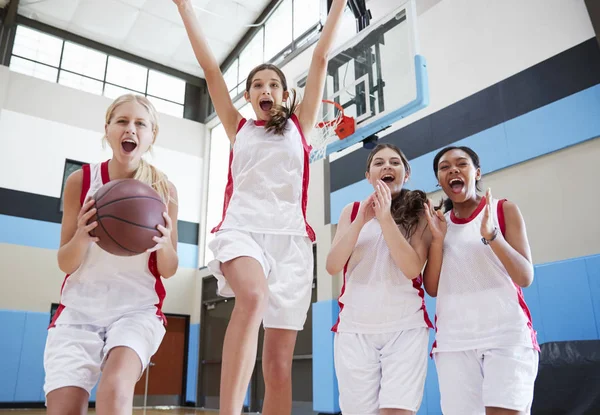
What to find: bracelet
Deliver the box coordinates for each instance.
[481,227,498,245]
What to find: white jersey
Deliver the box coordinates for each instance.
[432,197,538,353]
[333,202,433,334]
[50,160,166,328]
[212,115,315,241]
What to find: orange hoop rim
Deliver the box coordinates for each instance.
[317,99,348,128]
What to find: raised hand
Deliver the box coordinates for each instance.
[147,212,175,253]
[172,0,190,7]
[357,193,376,225]
[373,180,392,221]
[423,199,447,242]
[78,196,99,244]
[480,188,496,240]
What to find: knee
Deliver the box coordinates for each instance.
[234,283,269,317]
[97,374,134,408]
[263,355,293,387]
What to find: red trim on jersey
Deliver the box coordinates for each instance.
[412,275,434,329]
[211,121,244,234]
[51,163,95,328]
[211,149,235,234]
[100,160,110,184]
[148,251,167,325]
[254,119,266,126]
[497,199,540,351]
[48,275,70,328]
[80,164,91,205]
[331,202,360,332]
[450,196,486,224]
[291,114,315,241]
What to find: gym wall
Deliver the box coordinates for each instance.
[0,66,205,404]
[295,0,600,414]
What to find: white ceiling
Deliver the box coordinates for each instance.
[16,0,273,78]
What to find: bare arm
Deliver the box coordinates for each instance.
[297,0,347,137]
[155,182,179,278]
[379,214,431,280]
[57,170,99,274]
[422,200,447,297]
[175,0,242,141]
[326,196,373,275]
[488,201,534,287]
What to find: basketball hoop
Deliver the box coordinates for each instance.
[310,100,356,162]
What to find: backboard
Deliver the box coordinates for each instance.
[298,0,429,162]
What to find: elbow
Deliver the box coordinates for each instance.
[311,50,329,67]
[518,270,535,288]
[325,257,341,276]
[57,254,76,275]
[424,283,438,297]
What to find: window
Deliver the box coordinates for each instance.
[293,0,321,39]
[264,0,293,61]
[59,159,86,212]
[9,25,187,118]
[106,56,147,93]
[61,41,107,80]
[223,59,240,98]
[214,0,321,107]
[11,25,62,67]
[238,28,264,89]
[203,123,231,266]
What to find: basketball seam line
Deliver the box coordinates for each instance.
[96,195,163,211]
[96,214,161,231]
[94,179,129,205]
[96,215,145,255]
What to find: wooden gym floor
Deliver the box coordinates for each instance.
[0,409,219,415]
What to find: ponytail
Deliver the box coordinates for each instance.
[134,158,173,206]
[265,88,299,135]
[391,189,427,239]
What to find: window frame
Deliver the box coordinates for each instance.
[8,22,187,118]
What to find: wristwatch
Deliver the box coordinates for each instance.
[481,227,498,245]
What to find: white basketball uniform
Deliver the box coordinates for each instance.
[333,202,433,414]
[44,160,166,398]
[432,197,539,415]
[208,115,315,330]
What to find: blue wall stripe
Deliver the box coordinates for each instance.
[0,215,61,250]
[536,258,599,342]
[0,311,27,402]
[312,299,340,413]
[0,214,198,269]
[186,323,199,403]
[14,312,48,402]
[585,256,600,337]
[330,84,600,224]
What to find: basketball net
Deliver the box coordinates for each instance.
[309,100,356,162]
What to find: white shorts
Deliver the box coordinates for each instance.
[334,327,430,414]
[43,311,166,396]
[208,229,314,331]
[434,346,539,414]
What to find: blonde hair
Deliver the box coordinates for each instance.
[104,94,173,205]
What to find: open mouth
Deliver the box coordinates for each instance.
[121,139,137,153]
[259,99,273,112]
[381,174,395,183]
[448,177,464,194]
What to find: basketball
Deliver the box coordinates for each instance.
[88,179,166,256]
